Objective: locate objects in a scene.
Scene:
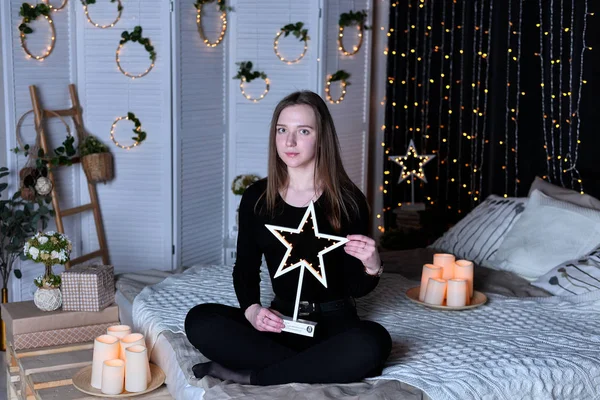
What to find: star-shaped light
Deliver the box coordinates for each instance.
[387,139,436,184]
[265,202,349,289]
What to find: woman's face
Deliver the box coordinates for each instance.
[275,104,318,171]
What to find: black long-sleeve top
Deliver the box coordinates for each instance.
[233,179,380,312]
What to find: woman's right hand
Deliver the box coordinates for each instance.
[244,304,285,333]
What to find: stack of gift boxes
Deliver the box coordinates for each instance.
[2,264,117,351]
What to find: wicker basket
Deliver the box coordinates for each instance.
[82,152,114,183]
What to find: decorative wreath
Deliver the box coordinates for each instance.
[42,0,69,12]
[194,0,233,47]
[325,70,351,104]
[116,26,156,79]
[80,0,123,29]
[274,22,309,64]
[338,10,370,56]
[18,3,56,61]
[233,61,270,102]
[110,112,147,150]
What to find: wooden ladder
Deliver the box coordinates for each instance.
[28,84,110,269]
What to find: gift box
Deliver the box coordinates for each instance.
[61,264,115,312]
[1,301,119,350]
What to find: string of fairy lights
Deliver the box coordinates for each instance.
[381,0,593,231]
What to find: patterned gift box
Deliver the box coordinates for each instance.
[13,321,117,350]
[62,264,115,312]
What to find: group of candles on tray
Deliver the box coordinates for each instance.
[419,253,474,307]
[91,325,152,395]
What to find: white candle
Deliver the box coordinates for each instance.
[101,359,125,395]
[120,333,145,361]
[107,325,132,339]
[423,278,447,305]
[125,345,150,392]
[419,264,443,302]
[91,335,120,389]
[455,259,474,301]
[446,279,468,307]
[433,253,456,280]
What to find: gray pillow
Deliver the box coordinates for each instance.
[532,245,600,295]
[528,176,600,211]
[428,195,527,265]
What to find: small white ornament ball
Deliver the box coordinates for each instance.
[35,176,53,196]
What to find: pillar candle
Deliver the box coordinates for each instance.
[446,279,468,307]
[120,333,145,361]
[455,260,474,301]
[107,325,132,339]
[419,264,443,302]
[101,359,125,395]
[423,278,447,305]
[91,335,120,389]
[433,253,456,280]
[125,345,150,392]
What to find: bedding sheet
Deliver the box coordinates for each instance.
[133,264,600,400]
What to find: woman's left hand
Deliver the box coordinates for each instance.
[344,234,381,275]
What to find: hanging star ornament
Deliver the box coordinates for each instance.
[388,139,436,184]
[265,201,349,289]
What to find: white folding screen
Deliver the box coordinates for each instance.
[1,0,373,300]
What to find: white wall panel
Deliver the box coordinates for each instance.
[2,0,80,301]
[322,0,372,192]
[75,0,172,273]
[174,1,227,267]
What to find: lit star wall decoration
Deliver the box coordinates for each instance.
[388,139,435,184]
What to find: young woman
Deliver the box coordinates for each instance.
[185,91,391,386]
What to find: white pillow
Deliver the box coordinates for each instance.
[531,245,600,295]
[483,189,600,281]
[428,195,527,265]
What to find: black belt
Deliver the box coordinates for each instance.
[272,296,356,317]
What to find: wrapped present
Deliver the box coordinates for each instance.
[1,301,119,350]
[62,264,115,312]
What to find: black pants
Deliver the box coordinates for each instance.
[184,302,392,386]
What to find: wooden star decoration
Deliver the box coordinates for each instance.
[265,201,349,289]
[387,139,435,184]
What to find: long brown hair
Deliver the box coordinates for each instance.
[261,91,361,231]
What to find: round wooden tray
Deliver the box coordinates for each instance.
[72,363,165,398]
[405,286,488,310]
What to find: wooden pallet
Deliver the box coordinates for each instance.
[5,341,172,400]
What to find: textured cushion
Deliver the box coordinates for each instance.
[484,189,600,280]
[528,176,600,211]
[428,195,527,265]
[531,245,600,295]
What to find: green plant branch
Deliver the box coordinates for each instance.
[330,69,351,85]
[233,61,267,83]
[194,0,234,13]
[127,112,147,144]
[338,10,370,30]
[18,2,51,36]
[82,0,123,12]
[120,26,156,62]
[281,22,309,42]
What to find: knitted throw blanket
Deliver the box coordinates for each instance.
[133,265,600,400]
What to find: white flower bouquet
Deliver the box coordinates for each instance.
[231,174,261,196]
[24,231,73,288]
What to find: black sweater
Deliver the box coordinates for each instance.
[233,179,379,312]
